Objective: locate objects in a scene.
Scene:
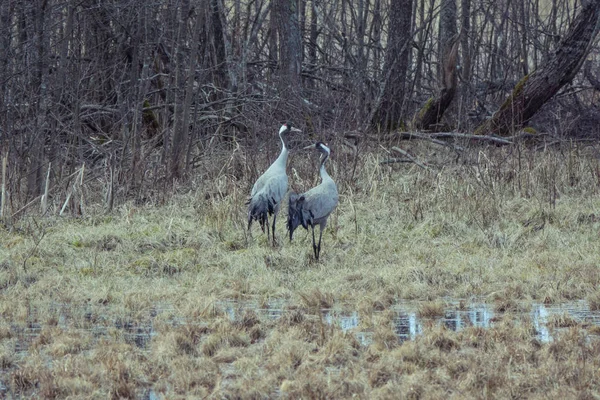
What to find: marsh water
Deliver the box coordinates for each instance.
[5,299,600,356]
[322,300,600,345]
[227,299,600,345]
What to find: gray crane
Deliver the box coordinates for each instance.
[287,142,339,260]
[247,123,301,245]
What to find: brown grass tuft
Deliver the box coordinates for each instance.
[459,326,493,350]
[163,356,219,395]
[280,309,306,327]
[110,381,136,400]
[201,323,250,358]
[417,301,445,317]
[299,289,335,309]
[236,309,260,330]
[427,328,459,352]
[493,298,520,313]
[549,313,580,328]
[587,292,600,311]
[0,323,12,340]
[201,333,224,357]
[372,324,398,352]
[10,361,40,394]
[315,331,360,366]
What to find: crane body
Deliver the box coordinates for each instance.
[287,142,338,260]
[247,123,300,245]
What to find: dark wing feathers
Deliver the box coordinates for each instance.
[287,193,311,240]
[247,193,277,231]
[287,182,338,241]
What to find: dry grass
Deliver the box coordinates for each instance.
[417,301,446,317]
[1,143,600,397]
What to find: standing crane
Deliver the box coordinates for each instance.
[247,123,301,245]
[287,142,339,260]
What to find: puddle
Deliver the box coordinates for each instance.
[321,300,600,345]
[6,302,176,355]
[4,300,600,358]
[3,299,599,399]
[219,298,600,345]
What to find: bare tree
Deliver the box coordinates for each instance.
[274,0,303,88]
[170,0,192,180]
[371,0,413,130]
[2,0,600,215]
[475,0,600,136]
[208,0,228,87]
[0,0,13,157]
[413,0,459,130]
[458,0,472,129]
[27,0,51,200]
[308,0,319,68]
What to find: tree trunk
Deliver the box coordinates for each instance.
[0,1,12,154]
[182,9,203,175]
[268,5,278,74]
[275,0,302,88]
[458,0,471,129]
[475,0,600,136]
[413,0,458,130]
[210,0,228,88]
[309,0,319,68]
[584,59,600,91]
[28,0,50,200]
[371,0,413,131]
[170,0,191,180]
[412,0,428,96]
[517,0,529,76]
[370,0,382,82]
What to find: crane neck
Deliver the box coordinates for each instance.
[319,154,331,181]
[273,134,289,169]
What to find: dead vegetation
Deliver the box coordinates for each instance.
[1,144,600,397]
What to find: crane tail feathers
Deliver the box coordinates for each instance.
[287,193,309,241]
[248,194,276,232]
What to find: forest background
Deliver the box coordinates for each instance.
[1,0,600,214]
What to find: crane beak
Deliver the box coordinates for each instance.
[303,143,317,150]
[290,127,302,133]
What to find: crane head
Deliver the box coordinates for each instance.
[279,123,301,136]
[304,142,331,156]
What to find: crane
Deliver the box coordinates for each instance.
[287,142,339,260]
[247,123,301,245]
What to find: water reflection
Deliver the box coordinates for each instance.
[8,302,173,354]
[532,304,550,342]
[393,312,421,342]
[222,299,286,322]
[391,305,495,342]
[5,300,600,356]
[530,300,600,342]
[322,301,600,345]
[324,311,359,331]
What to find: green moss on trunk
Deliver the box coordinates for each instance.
[499,74,529,112]
[413,97,435,129]
[474,74,530,136]
[474,74,531,136]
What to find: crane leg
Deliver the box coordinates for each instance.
[272,213,277,246]
[265,215,270,243]
[311,225,319,260]
[317,225,324,260]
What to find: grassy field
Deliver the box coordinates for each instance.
[1,143,600,398]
